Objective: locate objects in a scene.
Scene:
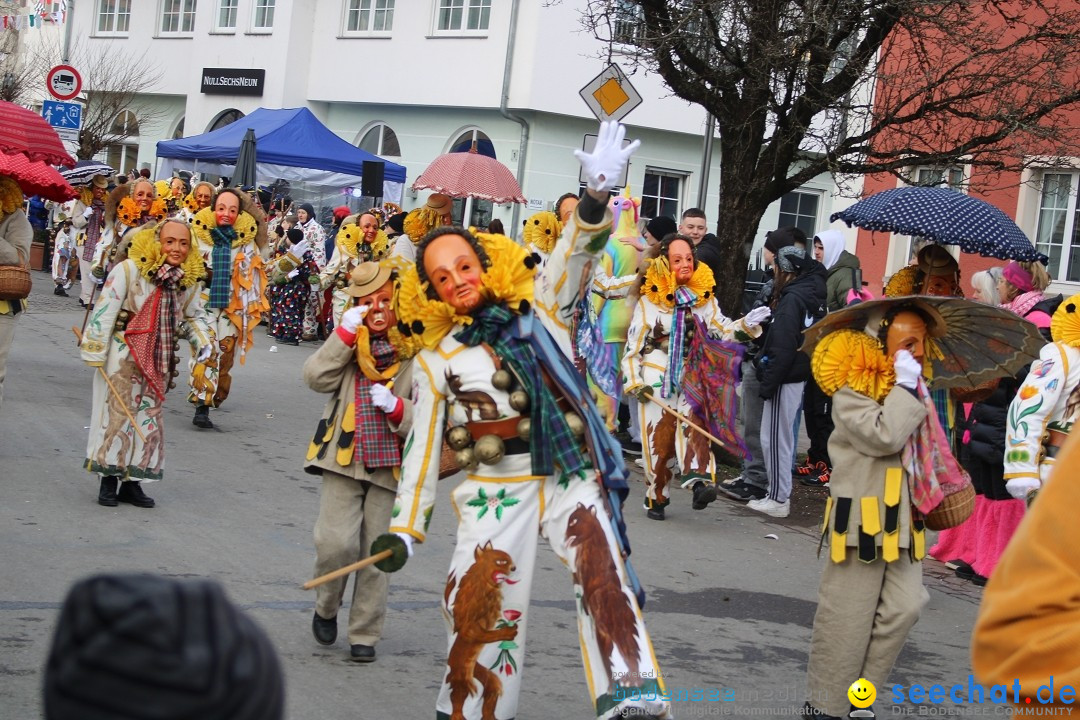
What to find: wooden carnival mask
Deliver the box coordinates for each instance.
[423,233,484,314]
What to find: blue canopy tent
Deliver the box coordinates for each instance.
[155,107,406,205]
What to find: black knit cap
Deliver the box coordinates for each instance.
[44,574,284,720]
[763,226,807,254]
[386,211,407,235]
[645,216,677,241]
[286,227,304,245]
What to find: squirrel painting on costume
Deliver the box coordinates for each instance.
[377,122,672,720]
[803,301,950,719]
[91,178,168,280]
[303,261,415,663]
[187,188,270,429]
[621,233,769,521]
[319,211,392,328]
[80,219,214,509]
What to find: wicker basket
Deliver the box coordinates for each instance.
[438,441,459,479]
[0,248,31,301]
[924,482,976,531]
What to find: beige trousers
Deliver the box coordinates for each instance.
[0,311,17,412]
[311,470,396,646]
[806,554,929,716]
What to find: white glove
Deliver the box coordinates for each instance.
[289,239,310,259]
[340,304,369,334]
[287,268,300,280]
[370,383,400,414]
[743,306,772,328]
[573,121,641,193]
[893,349,923,390]
[82,207,94,219]
[196,343,213,363]
[395,532,414,558]
[1006,477,1040,501]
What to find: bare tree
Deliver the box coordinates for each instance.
[22,37,164,161]
[0,3,45,104]
[583,0,1080,313]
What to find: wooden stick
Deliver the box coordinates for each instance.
[78,281,99,341]
[72,327,147,443]
[302,549,394,590]
[644,393,725,447]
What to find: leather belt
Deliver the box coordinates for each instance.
[1047,428,1069,447]
[467,416,522,441]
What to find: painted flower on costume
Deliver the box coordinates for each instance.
[466,486,521,520]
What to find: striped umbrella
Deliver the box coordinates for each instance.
[0,100,76,167]
[412,147,525,204]
[831,186,1041,261]
[60,160,116,187]
[0,152,77,202]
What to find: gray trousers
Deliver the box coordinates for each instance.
[312,470,397,646]
[0,310,16,412]
[762,381,805,503]
[739,360,767,489]
[806,555,929,716]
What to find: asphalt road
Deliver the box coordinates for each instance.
[0,271,983,719]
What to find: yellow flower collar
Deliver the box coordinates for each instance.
[522,211,562,255]
[395,232,537,350]
[810,329,897,403]
[191,206,260,249]
[642,257,716,309]
[0,176,22,219]
[336,224,391,261]
[1051,292,1080,348]
[117,197,168,228]
[128,222,206,289]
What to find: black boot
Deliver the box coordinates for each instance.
[53,285,68,296]
[117,481,155,508]
[691,481,718,509]
[98,476,119,507]
[192,404,213,429]
[312,612,338,645]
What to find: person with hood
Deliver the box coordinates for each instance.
[748,232,827,518]
[796,230,862,486]
[295,203,327,341]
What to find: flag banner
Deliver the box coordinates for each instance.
[682,316,749,459]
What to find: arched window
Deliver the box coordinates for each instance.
[449,128,494,158]
[207,108,245,132]
[172,116,186,139]
[357,123,401,157]
[105,110,139,175]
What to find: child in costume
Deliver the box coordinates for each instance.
[80,219,214,508]
[187,188,269,429]
[302,261,414,663]
[268,228,318,346]
[803,301,940,718]
[50,218,76,296]
[622,233,769,520]
[380,122,672,719]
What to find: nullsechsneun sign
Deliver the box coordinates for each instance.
[200,68,265,96]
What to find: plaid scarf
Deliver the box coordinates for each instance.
[208,225,236,309]
[663,285,697,398]
[354,336,401,469]
[456,304,589,478]
[81,199,105,261]
[154,265,184,390]
[901,379,970,514]
[574,295,618,396]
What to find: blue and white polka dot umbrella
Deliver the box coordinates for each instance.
[830,186,1042,261]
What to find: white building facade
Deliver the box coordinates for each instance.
[20,0,861,256]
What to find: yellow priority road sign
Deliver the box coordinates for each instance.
[579,63,643,123]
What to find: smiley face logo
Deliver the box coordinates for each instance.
[848,678,876,708]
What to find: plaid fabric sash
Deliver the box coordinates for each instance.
[123,264,184,402]
[354,336,401,469]
[663,285,697,398]
[208,226,236,309]
[81,200,104,261]
[901,379,959,514]
[154,264,184,388]
[456,303,590,478]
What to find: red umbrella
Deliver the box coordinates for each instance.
[412,147,525,204]
[0,152,77,202]
[0,100,77,167]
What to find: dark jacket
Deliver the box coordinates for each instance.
[825,250,861,312]
[696,233,724,282]
[757,259,827,399]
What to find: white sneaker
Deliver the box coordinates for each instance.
[634,457,645,468]
[746,497,790,518]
